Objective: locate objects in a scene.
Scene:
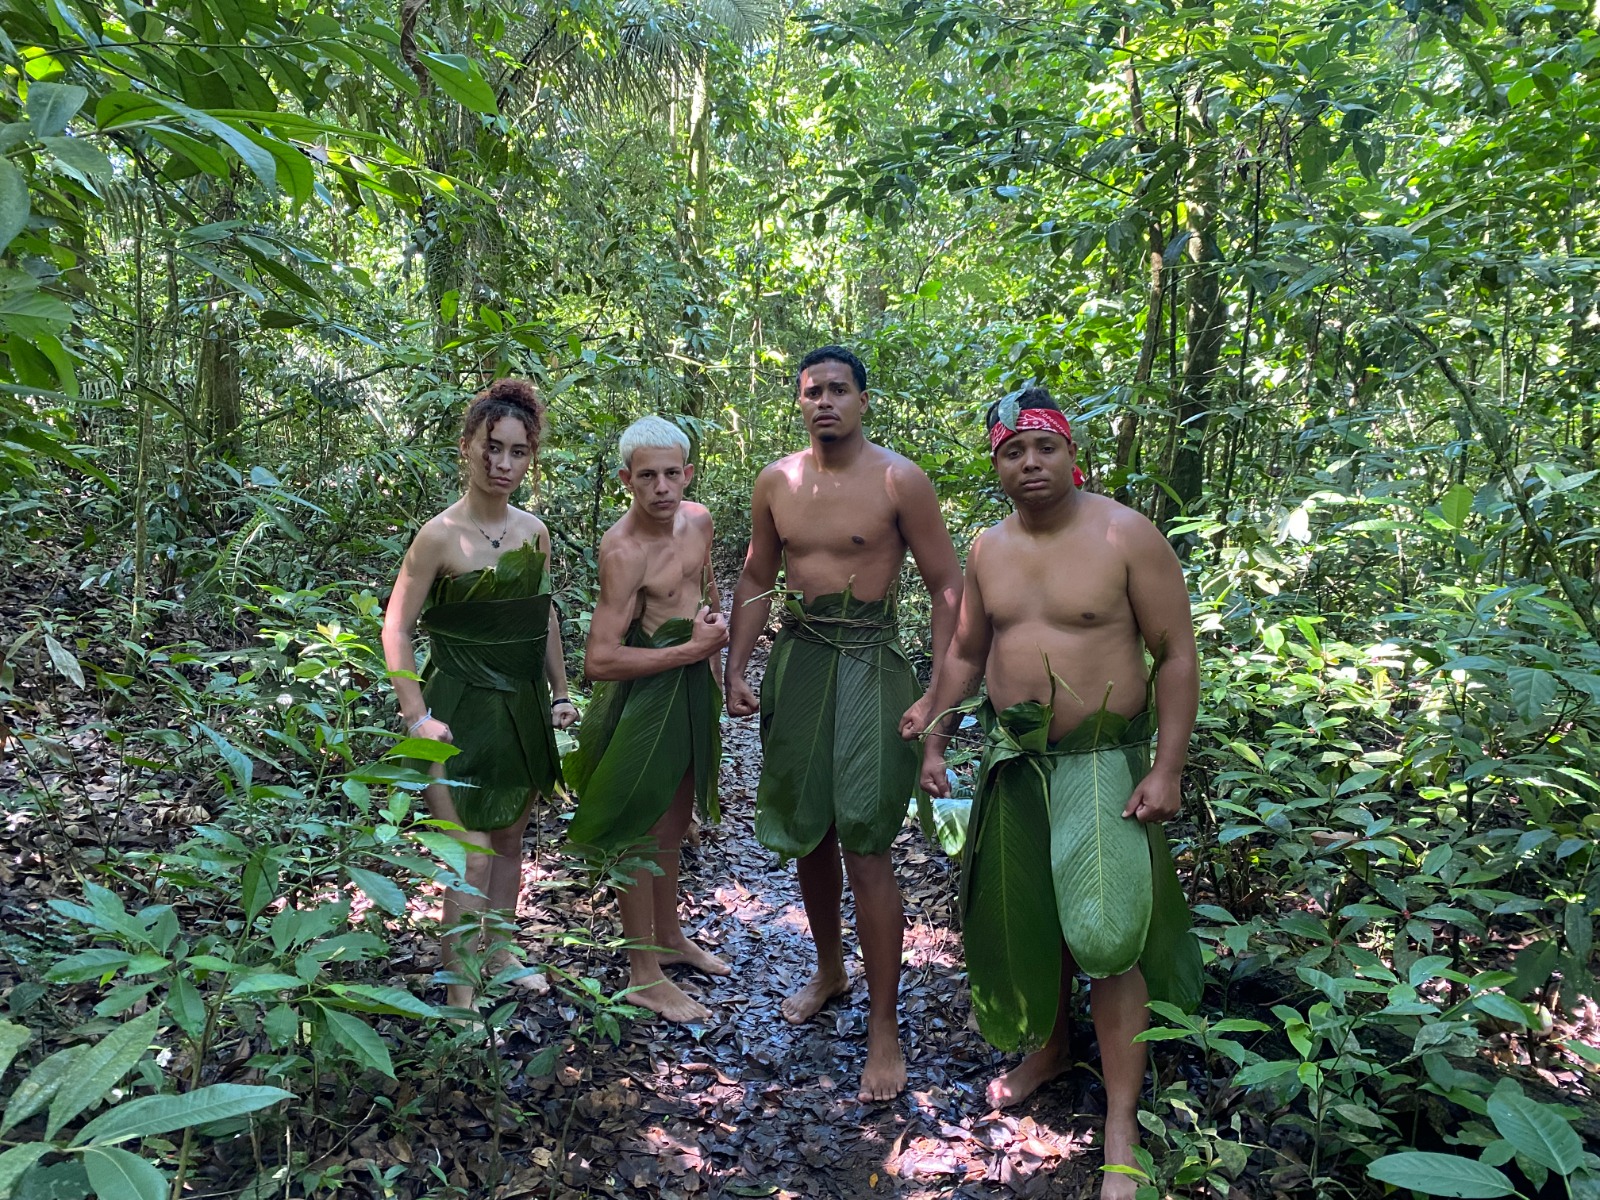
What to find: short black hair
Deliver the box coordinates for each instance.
[984,385,1063,436]
[795,345,867,395]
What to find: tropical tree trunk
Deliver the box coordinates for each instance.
[1158,88,1227,532]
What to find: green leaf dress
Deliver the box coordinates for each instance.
[755,590,921,859]
[416,543,562,832]
[961,699,1204,1052]
[564,618,722,852]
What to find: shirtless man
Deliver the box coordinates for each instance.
[567,416,730,1023]
[914,387,1200,1198]
[725,345,962,1102]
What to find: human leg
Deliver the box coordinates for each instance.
[1088,965,1149,1200]
[781,826,850,1024]
[481,799,549,991]
[423,776,496,1012]
[842,849,907,1101]
[652,771,729,976]
[613,784,709,1024]
[987,941,1076,1109]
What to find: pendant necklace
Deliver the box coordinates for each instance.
[474,518,508,549]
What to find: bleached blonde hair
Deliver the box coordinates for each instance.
[618,415,691,469]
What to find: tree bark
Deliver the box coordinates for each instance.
[1113,23,1166,494]
[1158,87,1227,533]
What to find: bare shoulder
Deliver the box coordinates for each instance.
[1094,495,1168,553]
[598,519,646,566]
[967,518,1012,572]
[880,445,935,499]
[513,507,550,551]
[408,510,457,562]
[757,451,807,489]
[681,500,713,530]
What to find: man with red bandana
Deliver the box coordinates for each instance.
[910,386,1201,1200]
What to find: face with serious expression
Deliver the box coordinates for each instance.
[461,415,535,498]
[994,429,1077,510]
[797,360,867,444]
[621,444,694,525]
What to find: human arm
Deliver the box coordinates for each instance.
[584,534,727,682]
[916,538,995,795]
[380,522,451,743]
[537,525,579,729]
[724,469,782,717]
[702,512,726,683]
[892,461,964,739]
[1122,518,1199,823]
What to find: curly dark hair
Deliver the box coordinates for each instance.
[462,378,544,453]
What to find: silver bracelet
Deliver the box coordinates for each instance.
[407,709,433,734]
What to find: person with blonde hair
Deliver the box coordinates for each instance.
[567,414,730,1023]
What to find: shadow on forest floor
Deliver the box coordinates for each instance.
[463,694,1109,1200]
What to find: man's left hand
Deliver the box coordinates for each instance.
[1123,768,1181,823]
[551,699,579,730]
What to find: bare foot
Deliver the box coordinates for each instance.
[857,1017,907,1102]
[780,968,850,1024]
[486,952,550,992]
[627,975,711,1024]
[658,937,732,977]
[986,1044,1069,1109]
[1099,1115,1141,1200]
[442,984,477,1025]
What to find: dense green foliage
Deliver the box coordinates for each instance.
[1,0,1597,1193]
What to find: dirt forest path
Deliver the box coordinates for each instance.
[0,567,1110,1200]
[494,635,1106,1200]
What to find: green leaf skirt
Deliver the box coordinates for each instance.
[755,591,920,859]
[416,544,562,832]
[961,700,1203,1052]
[565,617,722,853]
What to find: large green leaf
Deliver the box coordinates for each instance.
[833,638,920,854]
[321,1009,394,1078]
[418,546,558,830]
[44,1006,164,1139]
[0,1023,31,1082]
[1366,1152,1514,1197]
[0,1144,52,1197]
[81,1146,165,1200]
[567,659,692,850]
[1140,824,1204,1012]
[346,867,406,916]
[73,1084,294,1147]
[0,161,29,253]
[962,756,1060,1052]
[420,53,499,114]
[754,630,839,858]
[1047,744,1151,978]
[0,1046,84,1135]
[24,82,88,137]
[1487,1084,1585,1175]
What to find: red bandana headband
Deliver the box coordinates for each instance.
[990,408,1085,487]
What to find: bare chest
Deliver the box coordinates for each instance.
[633,534,710,620]
[769,478,902,561]
[981,537,1132,633]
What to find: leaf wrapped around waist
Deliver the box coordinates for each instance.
[420,593,552,693]
[566,617,722,853]
[756,591,920,859]
[776,590,901,652]
[961,699,1202,1050]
